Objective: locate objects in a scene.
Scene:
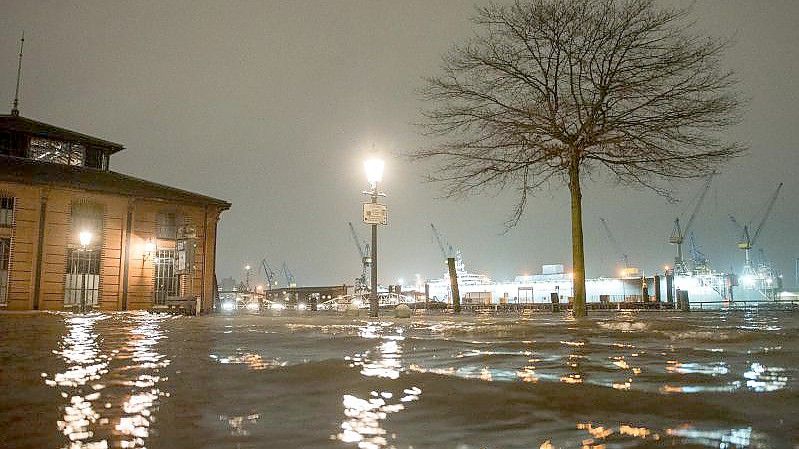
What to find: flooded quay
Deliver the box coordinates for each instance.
[0,310,797,449]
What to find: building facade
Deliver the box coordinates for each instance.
[0,113,230,312]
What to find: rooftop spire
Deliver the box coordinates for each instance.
[11,31,24,116]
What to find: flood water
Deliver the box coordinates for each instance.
[0,310,797,449]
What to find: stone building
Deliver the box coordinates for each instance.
[0,112,230,312]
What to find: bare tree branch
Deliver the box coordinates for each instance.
[411,0,744,316]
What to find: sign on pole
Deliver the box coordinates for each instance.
[363,203,388,225]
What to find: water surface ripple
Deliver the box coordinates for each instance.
[0,310,796,448]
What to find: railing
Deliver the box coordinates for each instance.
[690,299,799,310]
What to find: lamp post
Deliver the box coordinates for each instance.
[78,230,93,313]
[244,265,252,292]
[363,158,385,318]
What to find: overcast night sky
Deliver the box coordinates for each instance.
[1,1,797,287]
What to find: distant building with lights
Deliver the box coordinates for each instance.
[0,112,230,312]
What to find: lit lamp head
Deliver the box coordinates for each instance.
[78,230,93,248]
[364,158,385,188]
[143,238,156,262]
[245,265,251,271]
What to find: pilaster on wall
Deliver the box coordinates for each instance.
[0,183,40,310]
[99,200,126,311]
[128,203,157,310]
[202,206,222,313]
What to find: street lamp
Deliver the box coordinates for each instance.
[363,157,385,318]
[244,265,252,291]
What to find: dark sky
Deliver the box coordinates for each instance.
[2,1,798,287]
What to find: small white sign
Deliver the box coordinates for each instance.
[363,203,388,225]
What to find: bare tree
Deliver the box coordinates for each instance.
[413,0,743,317]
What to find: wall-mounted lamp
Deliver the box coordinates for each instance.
[78,230,93,249]
[142,238,156,264]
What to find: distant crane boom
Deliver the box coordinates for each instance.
[259,258,277,289]
[731,182,783,270]
[599,217,630,269]
[751,182,782,247]
[281,262,296,288]
[430,223,453,260]
[348,222,371,292]
[348,222,366,259]
[688,232,710,273]
[669,175,713,273]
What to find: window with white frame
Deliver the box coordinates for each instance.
[65,201,103,308]
[29,137,86,166]
[154,249,179,305]
[0,238,10,305]
[0,196,13,227]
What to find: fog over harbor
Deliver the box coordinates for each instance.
[1,1,797,286]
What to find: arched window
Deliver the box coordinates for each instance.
[70,201,103,249]
[65,201,103,309]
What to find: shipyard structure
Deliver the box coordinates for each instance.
[0,112,230,312]
[423,257,779,307]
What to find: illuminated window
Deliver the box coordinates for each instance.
[0,197,13,227]
[70,201,103,247]
[65,201,103,308]
[29,137,86,166]
[154,249,179,305]
[156,211,177,240]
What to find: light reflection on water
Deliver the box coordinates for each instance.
[9,310,797,449]
[574,421,762,449]
[337,322,422,449]
[44,313,110,449]
[41,312,171,449]
[115,313,171,449]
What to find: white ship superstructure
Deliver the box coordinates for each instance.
[425,262,738,305]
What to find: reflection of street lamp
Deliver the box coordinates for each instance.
[77,230,93,313]
[364,157,385,318]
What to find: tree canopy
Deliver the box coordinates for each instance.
[414,0,743,316]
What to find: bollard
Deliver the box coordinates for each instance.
[653,275,661,304]
[678,290,690,311]
[424,283,430,309]
[666,272,675,308]
[550,292,560,313]
[345,302,360,317]
[395,304,411,318]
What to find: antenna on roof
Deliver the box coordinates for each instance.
[11,31,25,116]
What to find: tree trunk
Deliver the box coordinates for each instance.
[569,161,587,317]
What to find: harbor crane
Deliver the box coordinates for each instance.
[729,182,783,273]
[669,175,713,274]
[348,222,371,293]
[430,223,454,260]
[688,232,710,274]
[259,258,278,289]
[430,223,466,274]
[599,217,630,271]
[281,262,297,288]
